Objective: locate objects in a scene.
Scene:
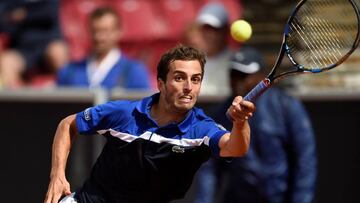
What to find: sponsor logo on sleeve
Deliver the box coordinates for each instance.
[84,108,92,121]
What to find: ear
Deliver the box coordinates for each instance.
[157,78,165,92]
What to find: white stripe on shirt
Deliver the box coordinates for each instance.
[97,129,210,147]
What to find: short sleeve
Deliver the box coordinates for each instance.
[196,120,229,157]
[76,101,130,135]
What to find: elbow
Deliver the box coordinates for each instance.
[58,114,78,137]
[59,114,74,125]
[234,145,249,157]
[220,142,250,158]
[239,146,249,157]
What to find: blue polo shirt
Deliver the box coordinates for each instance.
[74,93,228,203]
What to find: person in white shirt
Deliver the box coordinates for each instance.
[195,2,233,96]
[57,7,151,90]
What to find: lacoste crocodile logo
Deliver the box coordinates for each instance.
[172,146,185,153]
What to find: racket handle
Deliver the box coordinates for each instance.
[244,79,271,102]
[226,79,271,121]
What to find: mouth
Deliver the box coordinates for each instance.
[179,95,193,103]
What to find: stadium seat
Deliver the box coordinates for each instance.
[59,0,242,71]
[60,0,106,60]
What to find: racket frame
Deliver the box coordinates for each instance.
[244,0,360,102]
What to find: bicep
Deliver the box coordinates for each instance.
[218,132,230,148]
[58,114,78,140]
[67,114,78,137]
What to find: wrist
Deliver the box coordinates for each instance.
[233,119,247,127]
[50,169,66,178]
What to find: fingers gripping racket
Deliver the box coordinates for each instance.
[244,0,360,102]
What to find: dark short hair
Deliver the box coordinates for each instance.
[157,44,206,82]
[89,7,121,27]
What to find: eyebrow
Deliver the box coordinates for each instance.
[173,70,202,77]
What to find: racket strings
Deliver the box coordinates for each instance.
[295,17,337,66]
[294,2,350,66]
[305,17,342,65]
[286,0,359,71]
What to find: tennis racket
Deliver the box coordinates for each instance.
[244,0,360,102]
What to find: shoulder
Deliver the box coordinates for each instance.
[189,108,229,150]
[88,99,139,124]
[59,59,87,74]
[192,107,212,121]
[116,54,151,88]
[57,59,87,82]
[98,99,138,115]
[119,54,148,71]
[63,59,87,69]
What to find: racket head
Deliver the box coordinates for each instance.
[281,0,360,77]
[243,0,360,103]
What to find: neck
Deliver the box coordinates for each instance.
[151,99,187,127]
[94,48,113,64]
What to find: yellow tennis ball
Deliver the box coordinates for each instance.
[230,20,252,42]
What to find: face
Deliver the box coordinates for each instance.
[90,14,121,56]
[45,41,69,72]
[200,25,227,56]
[158,60,203,113]
[183,25,206,51]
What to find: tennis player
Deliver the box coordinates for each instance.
[44,45,255,203]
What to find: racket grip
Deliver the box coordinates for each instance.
[226,79,271,121]
[244,79,271,102]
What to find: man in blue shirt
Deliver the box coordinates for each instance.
[57,7,151,90]
[196,46,317,203]
[44,45,255,203]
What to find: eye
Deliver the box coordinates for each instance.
[174,75,184,82]
[192,76,201,84]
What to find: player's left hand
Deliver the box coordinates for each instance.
[227,96,255,124]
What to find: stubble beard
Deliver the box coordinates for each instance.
[164,93,193,115]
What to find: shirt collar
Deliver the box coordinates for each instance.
[86,48,121,87]
[135,93,195,133]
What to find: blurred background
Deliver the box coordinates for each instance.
[1,0,360,202]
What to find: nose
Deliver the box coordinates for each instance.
[183,79,192,92]
[94,33,104,42]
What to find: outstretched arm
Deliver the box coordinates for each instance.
[44,114,78,203]
[219,96,255,157]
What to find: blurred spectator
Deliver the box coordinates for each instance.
[182,22,206,51]
[30,40,69,88]
[57,7,151,90]
[195,2,233,96]
[0,0,68,88]
[196,46,317,203]
[0,50,25,89]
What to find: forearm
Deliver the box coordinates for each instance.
[219,120,250,157]
[50,115,77,177]
[44,115,77,203]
